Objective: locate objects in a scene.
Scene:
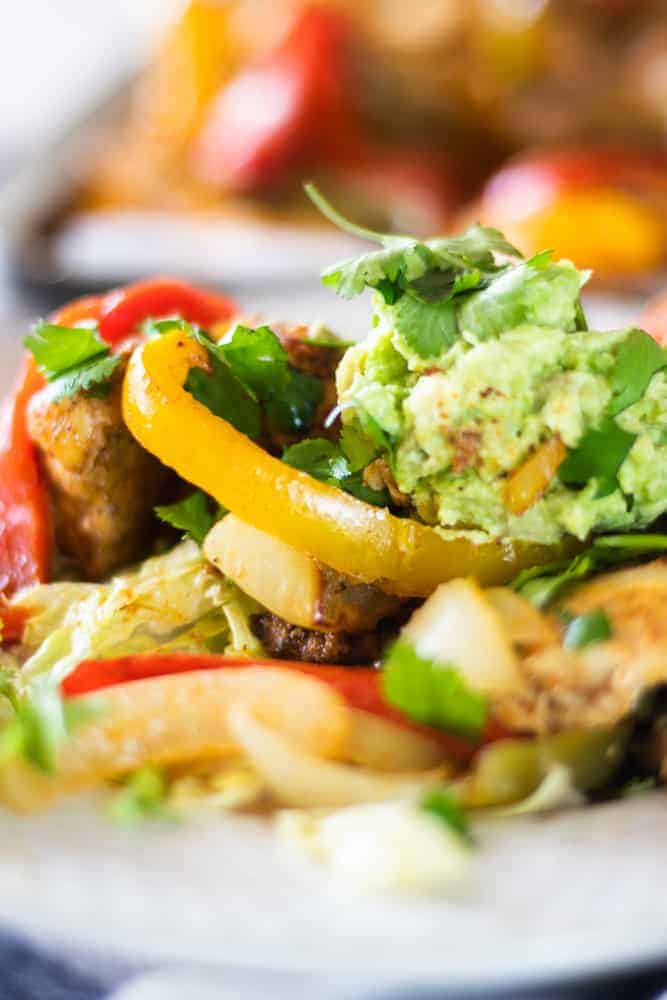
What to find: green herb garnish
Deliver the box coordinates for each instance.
[186,324,323,438]
[0,673,100,774]
[559,330,667,493]
[155,491,218,546]
[512,531,667,608]
[305,183,519,305]
[563,609,612,650]
[381,639,487,740]
[108,766,176,827]
[282,438,391,506]
[421,787,473,844]
[24,321,121,401]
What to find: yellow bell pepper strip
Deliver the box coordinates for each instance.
[504,436,567,515]
[123,331,571,598]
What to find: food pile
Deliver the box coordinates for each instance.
[1,192,667,892]
[82,0,667,280]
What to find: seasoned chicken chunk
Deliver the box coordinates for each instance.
[495,561,667,735]
[27,358,170,580]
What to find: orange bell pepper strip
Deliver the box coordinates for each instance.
[123,331,568,597]
[504,436,567,515]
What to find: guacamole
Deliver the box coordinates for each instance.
[334,256,667,544]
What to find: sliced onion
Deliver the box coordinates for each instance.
[227,704,447,809]
[402,578,521,696]
[345,709,455,773]
[0,668,349,812]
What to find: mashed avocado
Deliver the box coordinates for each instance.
[334,258,667,544]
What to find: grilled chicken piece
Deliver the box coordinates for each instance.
[27,358,170,580]
[495,560,667,735]
[251,613,395,666]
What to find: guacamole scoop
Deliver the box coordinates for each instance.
[308,188,667,546]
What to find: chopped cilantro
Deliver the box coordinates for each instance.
[512,552,598,609]
[392,295,458,359]
[421,787,473,844]
[512,531,667,608]
[24,321,120,402]
[185,351,262,440]
[186,325,323,438]
[558,330,666,493]
[381,639,487,740]
[563,609,612,650]
[304,183,519,304]
[558,417,636,495]
[108,767,176,827]
[0,673,100,774]
[155,491,218,546]
[266,369,323,435]
[282,438,391,507]
[608,329,667,417]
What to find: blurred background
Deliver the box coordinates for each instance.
[2,0,667,326]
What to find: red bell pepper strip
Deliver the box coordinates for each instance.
[61,653,505,764]
[97,278,236,346]
[0,359,52,598]
[193,5,359,192]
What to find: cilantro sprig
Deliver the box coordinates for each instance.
[155,490,222,546]
[184,324,323,439]
[559,329,667,495]
[563,609,612,650]
[108,766,177,827]
[421,787,473,844]
[381,639,487,740]
[305,183,519,306]
[282,438,391,507]
[512,532,667,608]
[0,672,100,774]
[24,322,121,402]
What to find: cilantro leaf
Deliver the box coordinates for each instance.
[282,438,391,507]
[24,322,108,375]
[608,329,667,417]
[0,674,100,774]
[189,326,323,438]
[217,324,288,398]
[48,355,121,403]
[457,253,588,340]
[24,321,121,402]
[185,353,262,440]
[512,531,667,608]
[556,330,665,494]
[265,369,323,435]
[381,639,487,740]
[421,787,472,844]
[511,552,598,608]
[558,417,636,493]
[392,295,458,359]
[563,609,612,650]
[305,183,520,303]
[108,766,176,827]
[155,491,216,546]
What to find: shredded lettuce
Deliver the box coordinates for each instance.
[12,541,264,686]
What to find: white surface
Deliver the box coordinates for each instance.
[0,297,664,992]
[0,1,179,161]
[1,793,667,992]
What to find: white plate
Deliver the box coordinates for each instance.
[0,292,662,994]
[1,792,666,993]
